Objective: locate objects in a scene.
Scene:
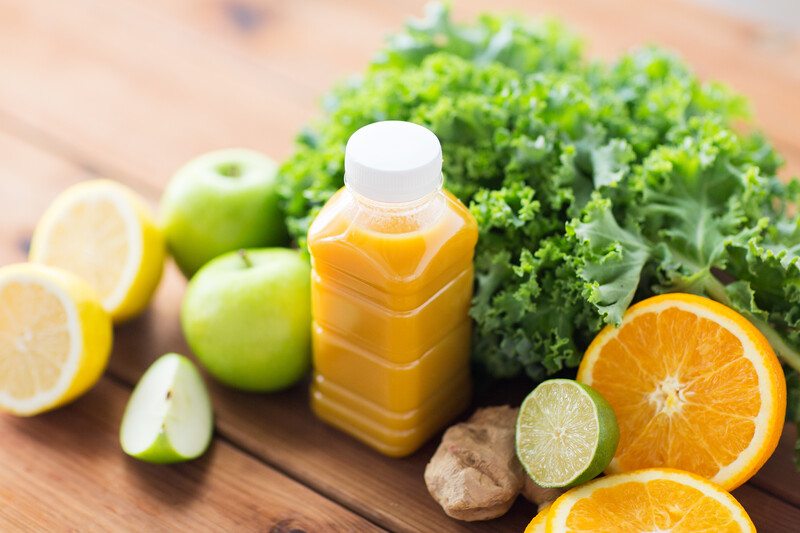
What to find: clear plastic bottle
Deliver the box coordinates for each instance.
[308,121,478,457]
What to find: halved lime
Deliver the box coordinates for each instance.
[516,379,619,488]
[120,353,213,464]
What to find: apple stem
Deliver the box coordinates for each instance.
[238,249,253,269]
[217,162,242,178]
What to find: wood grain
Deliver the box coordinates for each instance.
[0,377,378,532]
[753,422,800,507]
[732,484,800,532]
[0,0,313,189]
[0,0,796,193]
[134,0,413,93]
[79,0,800,178]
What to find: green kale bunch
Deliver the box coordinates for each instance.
[278,3,800,463]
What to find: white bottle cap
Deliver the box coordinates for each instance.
[344,121,443,203]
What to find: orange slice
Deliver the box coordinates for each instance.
[546,468,755,532]
[524,506,550,533]
[577,293,785,490]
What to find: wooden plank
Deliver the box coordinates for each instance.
[0,131,95,267]
[0,0,314,190]
[0,0,796,197]
[128,0,800,179]
[0,377,379,531]
[732,484,800,532]
[752,422,800,508]
[132,0,410,93]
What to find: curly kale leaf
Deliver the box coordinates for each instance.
[376,2,582,74]
[571,197,650,324]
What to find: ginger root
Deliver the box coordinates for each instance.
[522,476,563,512]
[424,406,524,521]
[425,406,564,521]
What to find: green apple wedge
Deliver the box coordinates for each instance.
[120,353,213,464]
[160,148,288,278]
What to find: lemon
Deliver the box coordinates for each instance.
[0,263,112,415]
[30,179,165,323]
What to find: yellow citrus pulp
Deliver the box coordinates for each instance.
[30,179,165,323]
[0,264,112,415]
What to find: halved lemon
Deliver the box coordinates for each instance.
[578,293,785,490]
[546,468,755,532]
[0,263,112,415]
[30,179,165,323]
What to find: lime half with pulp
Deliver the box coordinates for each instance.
[516,379,619,488]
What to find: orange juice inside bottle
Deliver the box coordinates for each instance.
[307,121,478,457]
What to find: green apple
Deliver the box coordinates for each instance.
[120,353,213,464]
[160,148,288,278]
[181,248,311,392]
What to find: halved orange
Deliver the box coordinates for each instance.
[546,468,755,532]
[577,293,785,490]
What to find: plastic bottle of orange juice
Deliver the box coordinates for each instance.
[307,121,478,457]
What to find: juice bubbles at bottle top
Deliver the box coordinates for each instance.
[307,121,478,457]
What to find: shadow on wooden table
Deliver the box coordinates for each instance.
[3,394,112,460]
[122,439,215,507]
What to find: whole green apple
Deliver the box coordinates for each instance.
[161,148,287,278]
[181,248,311,392]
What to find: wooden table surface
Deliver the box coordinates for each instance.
[1,0,800,531]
